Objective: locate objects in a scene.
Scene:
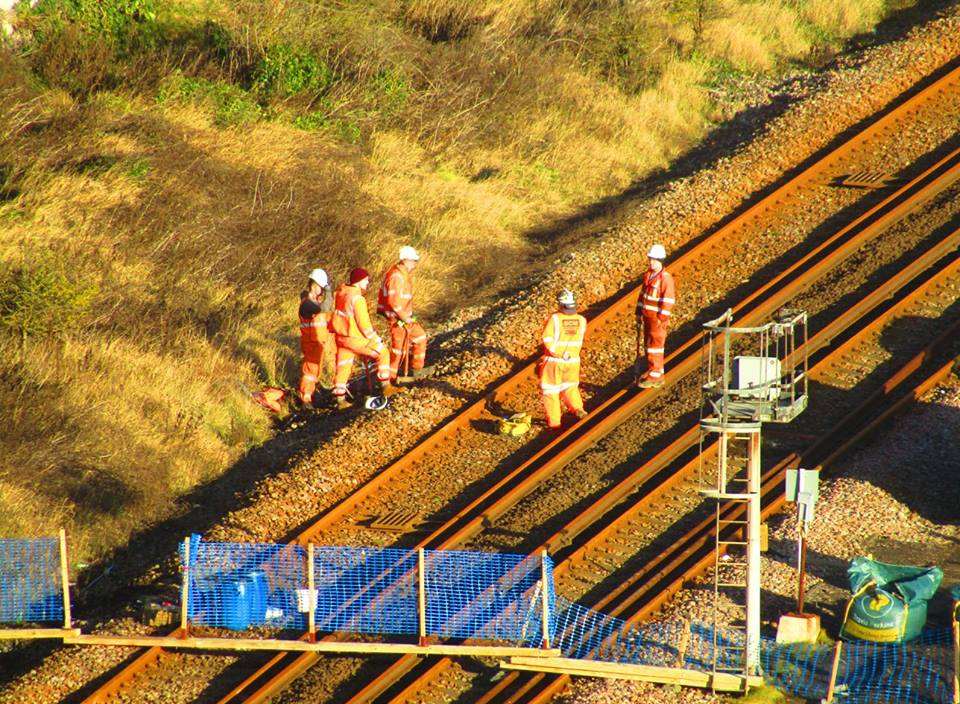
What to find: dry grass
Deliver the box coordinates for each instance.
[0,0,899,562]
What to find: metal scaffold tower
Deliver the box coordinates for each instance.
[698,308,808,685]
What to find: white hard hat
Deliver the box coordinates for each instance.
[557,289,576,308]
[399,245,420,262]
[648,243,666,260]
[308,268,328,287]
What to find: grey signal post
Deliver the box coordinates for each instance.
[699,308,808,681]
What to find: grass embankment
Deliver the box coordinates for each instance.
[0,0,896,561]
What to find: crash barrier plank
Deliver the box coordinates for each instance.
[0,532,73,638]
[518,601,954,702]
[179,537,555,647]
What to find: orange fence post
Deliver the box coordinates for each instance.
[58,529,71,630]
[952,610,959,704]
[180,536,190,637]
[418,548,427,647]
[825,641,842,703]
[540,550,551,650]
[307,543,316,642]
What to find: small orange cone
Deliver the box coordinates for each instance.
[252,387,286,413]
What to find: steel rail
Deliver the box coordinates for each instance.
[371,224,960,704]
[76,58,960,704]
[478,246,960,704]
[230,141,960,704]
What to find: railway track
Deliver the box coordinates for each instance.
[469,235,960,704]
[348,218,960,704]
[75,59,960,704]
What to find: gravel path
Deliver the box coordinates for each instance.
[2,4,960,703]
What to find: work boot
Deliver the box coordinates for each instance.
[412,365,436,380]
[637,377,664,389]
[573,408,588,420]
[335,396,352,410]
[380,381,402,397]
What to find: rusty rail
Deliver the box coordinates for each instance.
[76,57,960,704]
[473,244,960,704]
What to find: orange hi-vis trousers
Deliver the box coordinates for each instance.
[333,336,390,398]
[389,321,427,379]
[639,312,668,380]
[299,343,325,404]
[540,359,584,429]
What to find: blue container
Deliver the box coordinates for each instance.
[245,571,268,626]
[223,576,251,631]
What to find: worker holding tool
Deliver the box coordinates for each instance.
[635,243,676,388]
[540,289,588,431]
[331,268,396,410]
[298,267,333,409]
[378,245,434,383]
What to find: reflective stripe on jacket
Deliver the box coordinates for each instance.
[299,296,328,348]
[377,263,414,320]
[332,284,377,339]
[638,269,676,318]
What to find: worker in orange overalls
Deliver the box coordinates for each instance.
[635,243,676,389]
[540,289,588,430]
[331,267,395,409]
[298,267,332,409]
[378,245,434,383]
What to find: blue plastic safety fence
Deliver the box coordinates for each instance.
[182,538,307,631]
[181,538,553,646]
[0,537,64,625]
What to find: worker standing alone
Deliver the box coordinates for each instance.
[635,243,676,388]
[298,268,332,409]
[540,290,588,430]
[331,268,395,409]
[378,245,433,382]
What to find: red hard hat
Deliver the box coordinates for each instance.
[349,267,369,284]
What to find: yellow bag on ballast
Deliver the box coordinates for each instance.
[498,412,531,436]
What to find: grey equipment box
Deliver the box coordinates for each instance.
[731,356,781,400]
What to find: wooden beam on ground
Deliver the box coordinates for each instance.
[500,656,763,692]
[63,634,561,658]
[0,628,81,641]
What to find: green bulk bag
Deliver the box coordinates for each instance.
[840,556,943,643]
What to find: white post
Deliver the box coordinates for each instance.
[745,430,762,675]
[58,529,71,630]
[180,537,190,636]
[307,543,316,642]
[540,550,551,650]
[418,548,427,647]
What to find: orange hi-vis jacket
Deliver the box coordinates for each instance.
[540,311,587,392]
[638,269,676,320]
[331,284,377,340]
[298,296,328,352]
[377,263,414,321]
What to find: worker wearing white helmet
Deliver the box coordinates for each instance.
[377,245,434,383]
[539,289,588,430]
[635,243,676,388]
[298,267,332,408]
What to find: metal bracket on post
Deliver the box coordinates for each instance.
[58,529,72,631]
[540,550,551,650]
[180,536,190,638]
[418,548,427,647]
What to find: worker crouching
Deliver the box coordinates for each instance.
[378,245,434,383]
[635,243,676,388]
[331,268,396,409]
[298,267,332,409]
[540,289,588,430]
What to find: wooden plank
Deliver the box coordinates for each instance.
[0,628,81,640]
[501,656,762,692]
[826,641,842,703]
[62,634,561,658]
[58,529,72,629]
[307,544,316,641]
